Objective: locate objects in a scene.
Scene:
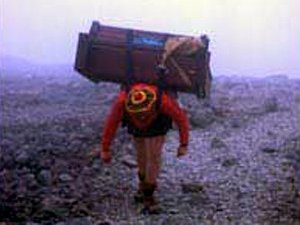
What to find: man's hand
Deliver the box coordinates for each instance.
[177,145,188,158]
[100,150,112,164]
[88,147,100,159]
[88,147,112,164]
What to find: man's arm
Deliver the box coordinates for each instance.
[160,93,189,147]
[101,91,126,152]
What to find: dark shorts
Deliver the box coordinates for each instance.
[123,114,172,137]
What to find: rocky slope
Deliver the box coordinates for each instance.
[0,68,300,224]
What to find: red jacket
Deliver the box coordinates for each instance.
[101,83,189,151]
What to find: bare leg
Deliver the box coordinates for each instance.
[144,135,165,184]
[133,137,147,202]
[134,137,147,180]
[133,135,165,213]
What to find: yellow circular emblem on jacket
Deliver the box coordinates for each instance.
[131,90,147,105]
[125,87,157,113]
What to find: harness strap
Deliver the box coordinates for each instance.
[155,35,170,110]
[195,50,206,98]
[125,29,134,91]
[156,65,166,110]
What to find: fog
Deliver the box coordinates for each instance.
[1,0,299,78]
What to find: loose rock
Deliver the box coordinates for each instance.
[59,173,73,182]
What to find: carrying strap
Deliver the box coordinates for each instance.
[122,29,134,126]
[195,51,206,98]
[155,35,171,110]
[125,29,134,91]
[156,66,165,110]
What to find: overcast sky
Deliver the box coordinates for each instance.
[1,0,299,77]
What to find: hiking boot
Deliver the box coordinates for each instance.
[141,195,161,214]
[140,183,161,214]
[134,189,144,203]
[134,172,145,203]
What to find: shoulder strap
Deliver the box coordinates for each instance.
[156,86,163,110]
[155,64,166,110]
[125,29,134,92]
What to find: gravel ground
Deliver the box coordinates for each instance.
[1,66,300,225]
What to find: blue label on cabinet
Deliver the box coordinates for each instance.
[133,36,164,47]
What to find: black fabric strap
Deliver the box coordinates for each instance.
[195,35,211,99]
[155,35,170,109]
[195,50,206,98]
[126,29,134,91]
[156,66,165,110]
